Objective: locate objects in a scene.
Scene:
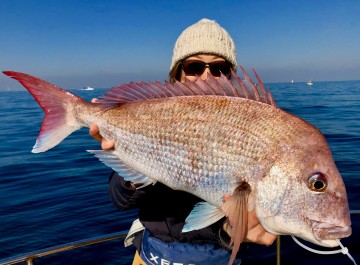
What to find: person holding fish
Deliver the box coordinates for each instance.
[90,18,277,265]
[5,17,353,265]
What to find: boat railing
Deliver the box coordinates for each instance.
[1,210,359,265]
[0,231,128,265]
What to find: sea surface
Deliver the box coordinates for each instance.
[0,80,359,265]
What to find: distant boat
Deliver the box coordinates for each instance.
[291,80,294,84]
[82,86,94,91]
[306,81,313,86]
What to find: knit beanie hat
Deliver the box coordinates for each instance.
[170,18,237,73]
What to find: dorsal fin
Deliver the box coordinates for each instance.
[97,66,276,107]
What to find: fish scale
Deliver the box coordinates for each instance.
[86,96,277,207]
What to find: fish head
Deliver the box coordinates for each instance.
[255,125,351,247]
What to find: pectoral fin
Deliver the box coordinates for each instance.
[87,150,155,188]
[182,202,225,232]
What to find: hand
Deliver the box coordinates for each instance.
[223,210,277,246]
[89,122,142,189]
[89,123,115,150]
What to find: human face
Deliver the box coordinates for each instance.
[180,54,229,83]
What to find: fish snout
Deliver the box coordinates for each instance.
[326,225,352,240]
[313,222,352,241]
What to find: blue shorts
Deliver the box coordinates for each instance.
[140,230,241,265]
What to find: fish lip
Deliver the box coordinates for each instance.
[311,221,352,241]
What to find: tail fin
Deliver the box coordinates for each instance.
[3,71,86,153]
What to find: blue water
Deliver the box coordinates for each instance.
[0,80,359,265]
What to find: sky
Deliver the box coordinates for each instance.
[0,0,360,90]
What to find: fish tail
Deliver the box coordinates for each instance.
[3,71,86,153]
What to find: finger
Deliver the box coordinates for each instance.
[101,139,116,150]
[89,123,103,142]
[222,218,232,236]
[246,224,277,245]
[261,232,278,246]
[253,230,277,246]
[223,194,231,201]
[245,224,263,243]
[247,210,260,230]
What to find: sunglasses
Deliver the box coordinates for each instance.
[181,60,231,77]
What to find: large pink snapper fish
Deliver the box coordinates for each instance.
[4,68,351,265]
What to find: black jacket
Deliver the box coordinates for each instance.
[108,172,231,250]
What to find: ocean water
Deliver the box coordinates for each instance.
[0,80,359,265]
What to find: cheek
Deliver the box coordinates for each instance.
[303,190,345,221]
[182,75,197,83]
[180,70,198,83]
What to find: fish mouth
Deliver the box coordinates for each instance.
[312,221,352,243]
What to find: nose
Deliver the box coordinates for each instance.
[199,67,211,80]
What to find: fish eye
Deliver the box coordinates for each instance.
[308,172,327,192]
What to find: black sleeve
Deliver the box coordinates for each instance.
[108,171,146,210]
[109,172,234,249]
